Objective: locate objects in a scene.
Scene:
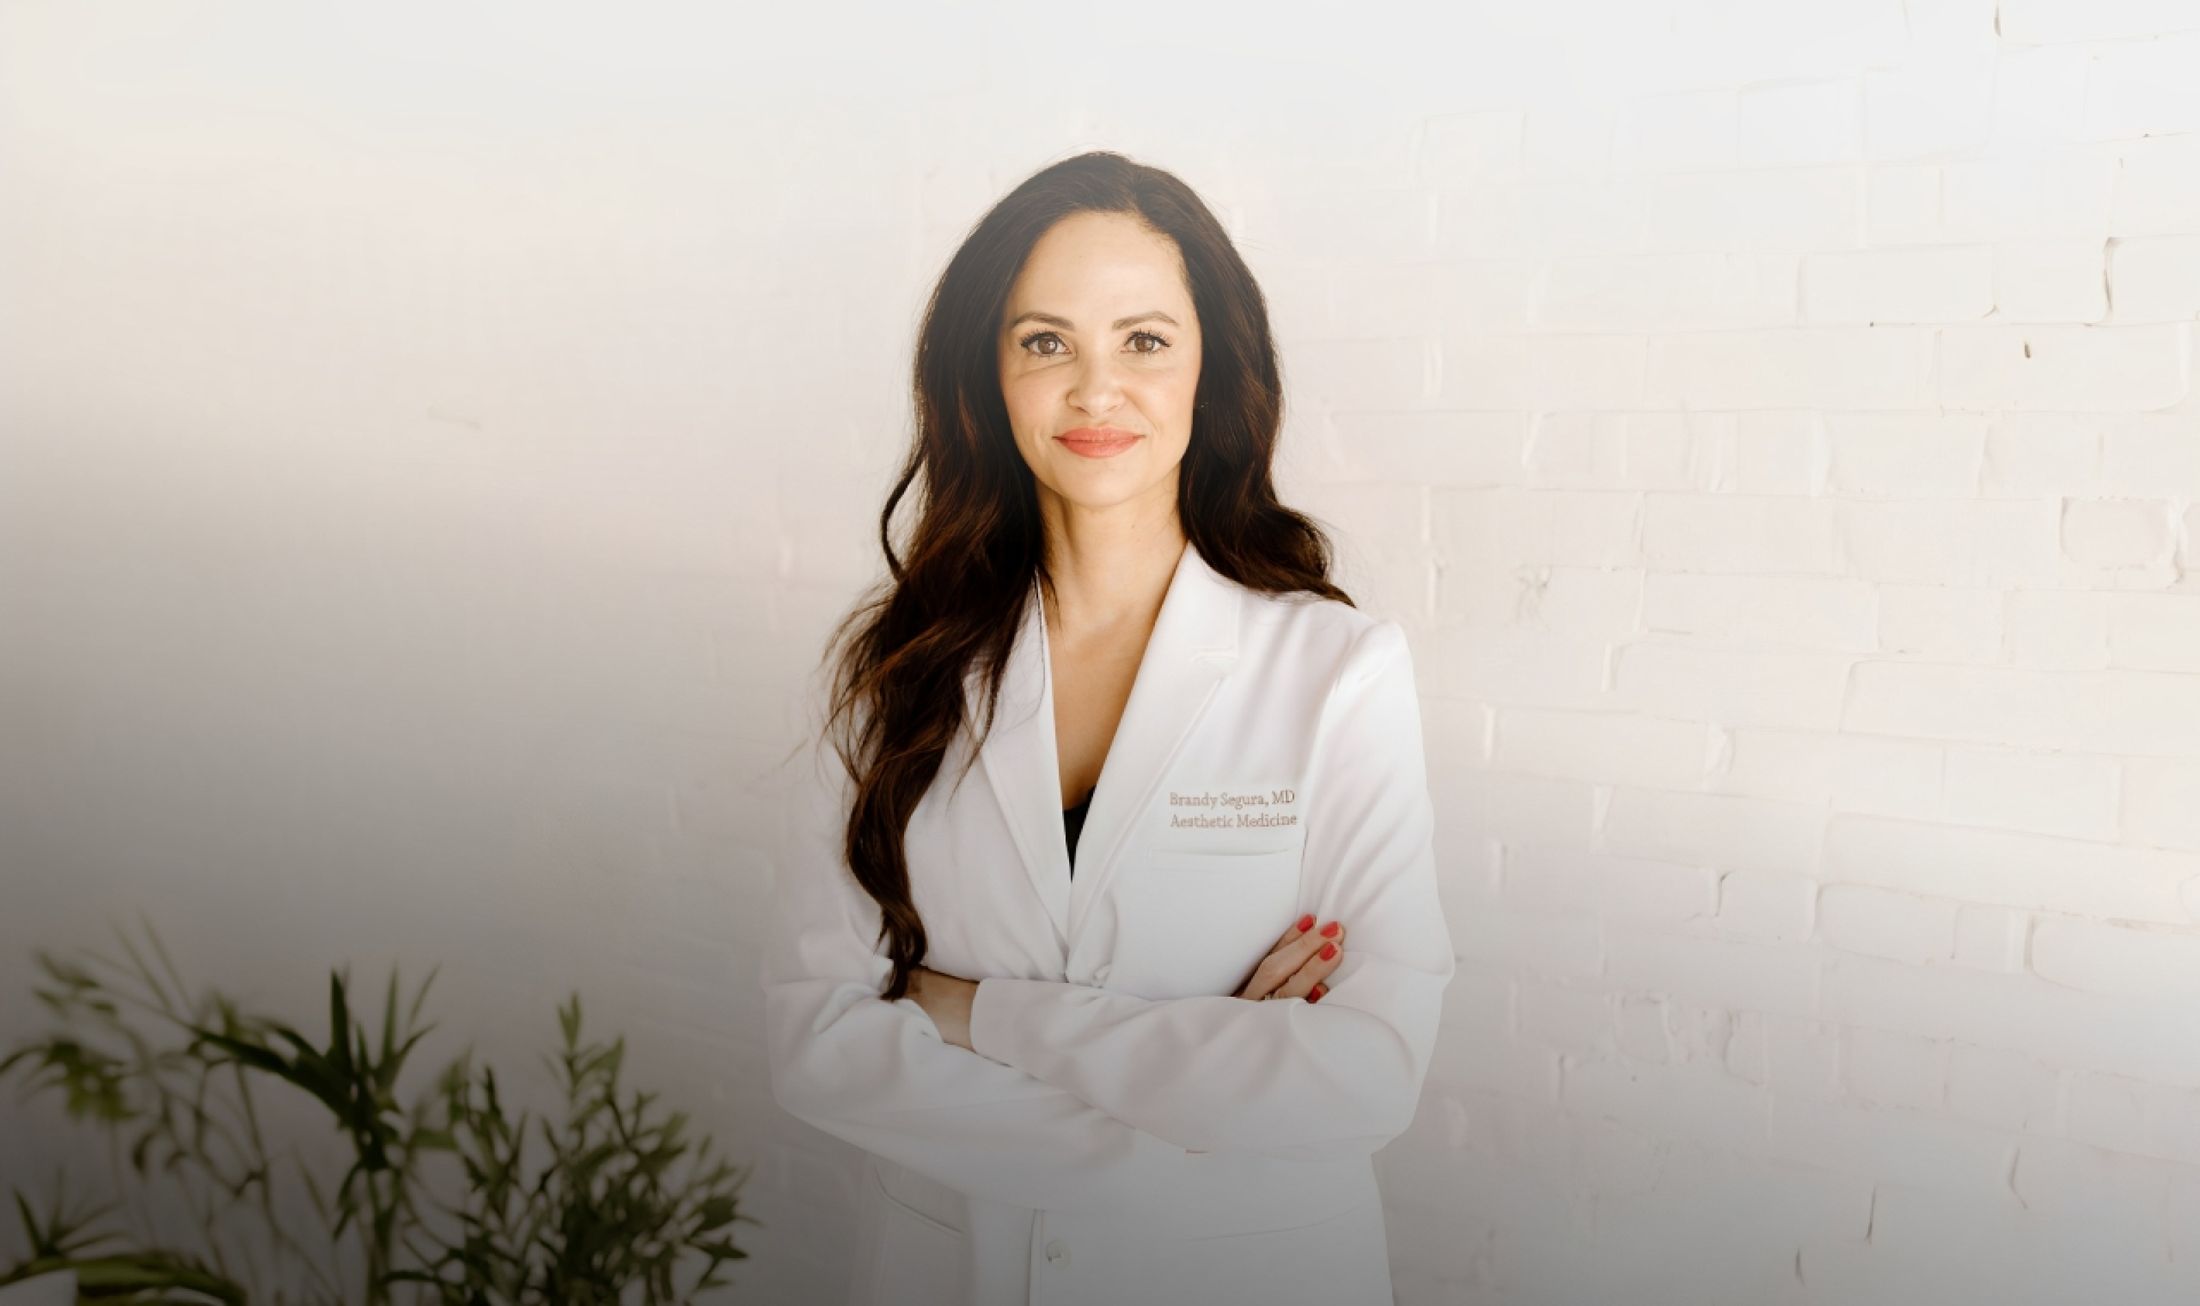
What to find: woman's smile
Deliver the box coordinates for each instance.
[1055,426,1144,458]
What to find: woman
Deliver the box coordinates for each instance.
[763,150,1454,1306]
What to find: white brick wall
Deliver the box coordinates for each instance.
[1,2,2196,1303]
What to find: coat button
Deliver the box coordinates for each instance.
[1044,1238,1069,1266]
[1094,964,1111,984]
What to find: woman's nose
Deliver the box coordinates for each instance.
[1066,357,1126,413]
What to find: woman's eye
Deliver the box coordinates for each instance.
[1018,329,1172,357]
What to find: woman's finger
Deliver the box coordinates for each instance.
[1234,918,1345,1000]
[1233,915,1326,998]
[1269,929,1346,1002]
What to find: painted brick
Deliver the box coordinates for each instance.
[1876,584,2003,662]
[1716,728,1943,819]
[1331,258,1536,337]
[1822,810,2200,923]
[1519,566,1646,639]
[1986,44,2093,153]
[2123,757,2200,851]
[1711,870,1818,942]
[1942,152,2115,242]
[1433,486,1643,569]
[1523,100,1616,183]
[1561,1051,1772,1152]
[2030,917,2200,1000]
[1514,978,1615,1055]
[2061,498,2175,568]
[1864,55,1995,162]
[2108,235,2200,322]
[1415,109,1526,187]
[1428,1032,1564,1103]
[2115,135,2200,237]
[1638,168,1864,253]
[1455,903,1607,982]
[1611,643,1852,730]
[1981,413,2099,497]
[2065,1071,2157,1157]
[1945,1043,2062,1133]
[1643,572,1876,651]
[2003,589,2111,670]
[1642,493,1837,574]
[1738,78,1863,167]
[1801,247,1993,324]
[1604,929,1820,1018]
[1998,0,2200,41]
[1603,786,1825,874]
[1938,324,2190,411]
[1441,767,1603,848]
[2097,414,2200,498]
[2011,1138,2182,1223]
[1435,333,1648,410]
[1493,706,1709,788]
[1843,1026,1945,1112]
[1836,500,2061,586]
[2083,33,2200,140]
[1647,327,1934,409]
[1842,661,2200,760]
[1817,883,1958,966]
[1613,90,1737,172]
[1951,904,2029,973]
[1940,745,2120,841]
[2108,593,2200,673]
[1536,252,1798,330]
[1424,625,1615,708]
[1613,994,1672,1063]
[1824,413,1987,497]
[1502,844,1721,926]
[1865,164,1946,245]
[1765,1098,2016,1197]
[1993,239,2109,323]
[1321,410,1528,488]
[1728,411,1828,495]
[1822,953,2200,1082]
[1526,412,1703,491]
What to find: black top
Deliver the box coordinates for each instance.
[1063,790,1094,876]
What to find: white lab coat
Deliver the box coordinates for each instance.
[763,540,1455,1306]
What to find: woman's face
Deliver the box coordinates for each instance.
[997,210,1203,523]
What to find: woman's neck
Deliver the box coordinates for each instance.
[1038,496,1187,645]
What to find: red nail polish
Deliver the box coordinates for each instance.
[1296,914,1315,933]
[1319,942,1336,960]
[1320,921,1340,938]
[1309,984,1326,1002]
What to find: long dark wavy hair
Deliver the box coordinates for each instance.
[821,150,1351,1000]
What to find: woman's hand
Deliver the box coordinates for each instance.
[1233,914,1346,1003]
[905,966,977,1050]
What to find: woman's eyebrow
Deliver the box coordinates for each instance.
[1005,310,1180,331]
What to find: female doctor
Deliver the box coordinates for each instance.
[763,150,1455,1306]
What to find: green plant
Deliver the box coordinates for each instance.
[0,917,756,1303]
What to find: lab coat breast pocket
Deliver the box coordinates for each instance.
[1107,846,1303,999]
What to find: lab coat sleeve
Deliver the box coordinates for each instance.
[966,619,1456,1159]
[763,739,1233,1213]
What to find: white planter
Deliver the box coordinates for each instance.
[0,1271,76,1306]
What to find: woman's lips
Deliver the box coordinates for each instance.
[1055,428,1141,458]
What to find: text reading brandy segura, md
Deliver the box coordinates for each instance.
[1165,788,1301,829]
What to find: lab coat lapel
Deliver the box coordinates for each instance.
[1068,543,1241,938]
[968,543,1244,948]
[969,579,1074,949]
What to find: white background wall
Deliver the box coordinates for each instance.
[3,1,2198,1302]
